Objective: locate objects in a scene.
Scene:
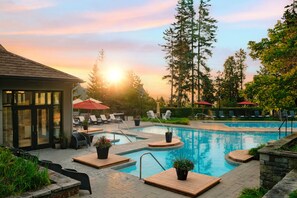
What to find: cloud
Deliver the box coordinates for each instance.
[217,0,290,23]
[0,0,55,12]
[0,0,175,35]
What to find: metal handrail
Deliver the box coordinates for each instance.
[116,129,133,143]
[139,152,165,180]
[278,119,287,138]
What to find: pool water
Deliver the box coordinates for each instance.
[94,132,140,145]
[223,121,296,128]
[119,126,286,178]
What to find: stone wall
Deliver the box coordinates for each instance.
[259,133,297,189]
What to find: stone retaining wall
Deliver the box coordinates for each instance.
[19,169,80,198]
[259,133,297,189]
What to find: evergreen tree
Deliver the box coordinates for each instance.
[87,50,106,101]
[196,0,217,101]
[235,48,247,90]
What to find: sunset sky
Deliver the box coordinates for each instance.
[0,0,291,99]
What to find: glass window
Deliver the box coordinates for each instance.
[53,92,60,105]
[16,91,32,105]
[53,106,61,138]
[3,91,13,106]
[47,92,52,104]
[35,92,46,105]
[3,107,13,147]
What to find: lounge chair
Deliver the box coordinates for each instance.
[219,111,225,118]
[255,110,262,118]
[288,110,295,118]
[229,110,236,118]
[78,116,85,124]
[73,118,80,126]
[90,115,99,125]
[147,110,156,119]
[110,114,122,123]
[70,132,88,149]
[61,168,92,194]
[100,114,111,123]
[162,110,171,120]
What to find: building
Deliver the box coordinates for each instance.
[0,44,83,150]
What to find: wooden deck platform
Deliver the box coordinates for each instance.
[73,153,129,169]
[77,128,103,134]
[144,168,221,197]
[148,138,182,147]
[228,150,253,163]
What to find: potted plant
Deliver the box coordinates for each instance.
[165,126,173,143]
[173,157,194,180]
[94,136,112,159]
[82,119,88,130]
[134,115,141,126]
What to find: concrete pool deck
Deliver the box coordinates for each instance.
[30,120,281,197]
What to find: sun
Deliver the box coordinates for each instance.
[106,68,123,84]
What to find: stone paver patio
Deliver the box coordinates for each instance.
[30,121,262,198]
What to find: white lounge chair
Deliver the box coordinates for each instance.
[73,118,80,126]
[147,110,156,119]
[78,116,85,124]
[110,114,122,123]
[100,114,110,123]
[162,110,171,120]
[90,115,101,125]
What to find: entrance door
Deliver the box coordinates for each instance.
[16,107,50,149]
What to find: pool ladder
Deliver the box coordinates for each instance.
[278,116,294,138]
[139,152,165,180]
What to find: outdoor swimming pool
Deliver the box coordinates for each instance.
[119,126,287,178]
[94,132,143,145]
[223,121,296,128]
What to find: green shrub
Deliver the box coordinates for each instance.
[142,117,189,125]
[173,158,194,171]
[0,148,50,197]
[289,190,297,198]
[238,187,268,198]
[248,144,266,160]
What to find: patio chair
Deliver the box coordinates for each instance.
[78,116,85,124]
[100,114,111,123]
[219,111,225,118]
[288,110,295,118]
[229,110,236,118]
[39,160,62,173]
[110,114,122,123]
[89,115,99,125]
[61,168,92,194]
[162,110,171,120]
[147,110,156,119]
[255,110,262,118]
[73,118,80,126]
[70,132,88,149]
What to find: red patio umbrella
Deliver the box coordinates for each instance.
[73,99,110,110]
[237,101,256,106]
[195,101,213,106]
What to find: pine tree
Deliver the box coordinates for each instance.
[87,50,106,100]
[235,49,247,90]
[196,0,217,101]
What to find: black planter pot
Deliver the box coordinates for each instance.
[96,147,110,159]
[176,168,189,180]
[165,132,173,143]
[134,120,140,126]
[83,125,88,130]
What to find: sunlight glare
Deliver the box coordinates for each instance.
[106,68,123,84]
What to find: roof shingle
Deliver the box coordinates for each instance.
[0,44,83,82]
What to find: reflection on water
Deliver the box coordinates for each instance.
[121,126,286,178]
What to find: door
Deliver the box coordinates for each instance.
[16,107,50,149]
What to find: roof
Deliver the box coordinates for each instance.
[0,44,83,83]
